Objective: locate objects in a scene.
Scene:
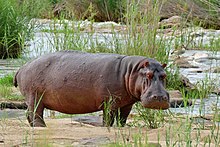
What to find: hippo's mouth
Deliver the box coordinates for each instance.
[140,96,170,110]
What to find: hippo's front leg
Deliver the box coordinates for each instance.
[103,104,133,127]
[103,109,116,127]
[116,104,133,127]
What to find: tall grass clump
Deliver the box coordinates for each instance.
[0,0,54,59]
[0,0,29,58]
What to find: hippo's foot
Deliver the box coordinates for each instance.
[30,118,46,127]
[26,112,46,127]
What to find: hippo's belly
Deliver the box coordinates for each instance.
[42,89,103,114]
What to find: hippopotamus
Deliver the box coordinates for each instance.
[14,51,169,127]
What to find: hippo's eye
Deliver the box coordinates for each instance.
[160,74,166,80]
[146,72,153,80]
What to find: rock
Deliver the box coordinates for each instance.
[180,75,196,90]
[173,56,199,68]
[189,69,204,73]
[190,115,214,128]
[72,115,103,126]
[213,66,220,73]
[159,16,184,28]
[206,67,220,73]
[171,48,186,56]
[169,90,192,108]
[192,53,220,64]
[212,88,220,95]
[169,90,182,98]
[170,98,192,108]
[193,53,209,60]
[0,109,26,118]
[79,136,111,146]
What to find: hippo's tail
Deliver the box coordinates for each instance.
[13,69,19,87]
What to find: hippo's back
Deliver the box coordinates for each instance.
[17,50,126,92]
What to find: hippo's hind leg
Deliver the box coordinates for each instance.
[26,93,46,127]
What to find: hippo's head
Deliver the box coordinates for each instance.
[133,59,169,110]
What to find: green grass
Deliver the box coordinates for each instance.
[0,0,54,59]
[0,74,24,101]
[0,85,12,98]
[128,103,166,129]
[0,85,24,101]
[0,0,31,58]
[0,74,14,86]
[0,74,13,98]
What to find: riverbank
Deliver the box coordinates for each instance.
[1,113,219,146]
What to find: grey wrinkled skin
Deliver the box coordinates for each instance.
[14,51,169,127]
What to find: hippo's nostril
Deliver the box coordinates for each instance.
[153,96,157,100]
[162,96,168,101]
[150,95,168,101]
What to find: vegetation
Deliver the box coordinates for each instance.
[129,103,166,129]
[0,74,13,86]
[0,0,54,59]
[65,0,220,29]
[0,74,24,101]
[1,0,219,59]
[0,0,219,146]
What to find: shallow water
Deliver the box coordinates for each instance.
[170,50,220,115]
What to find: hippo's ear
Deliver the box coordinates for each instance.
[138,61,149,69]
[162,63,167,68]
